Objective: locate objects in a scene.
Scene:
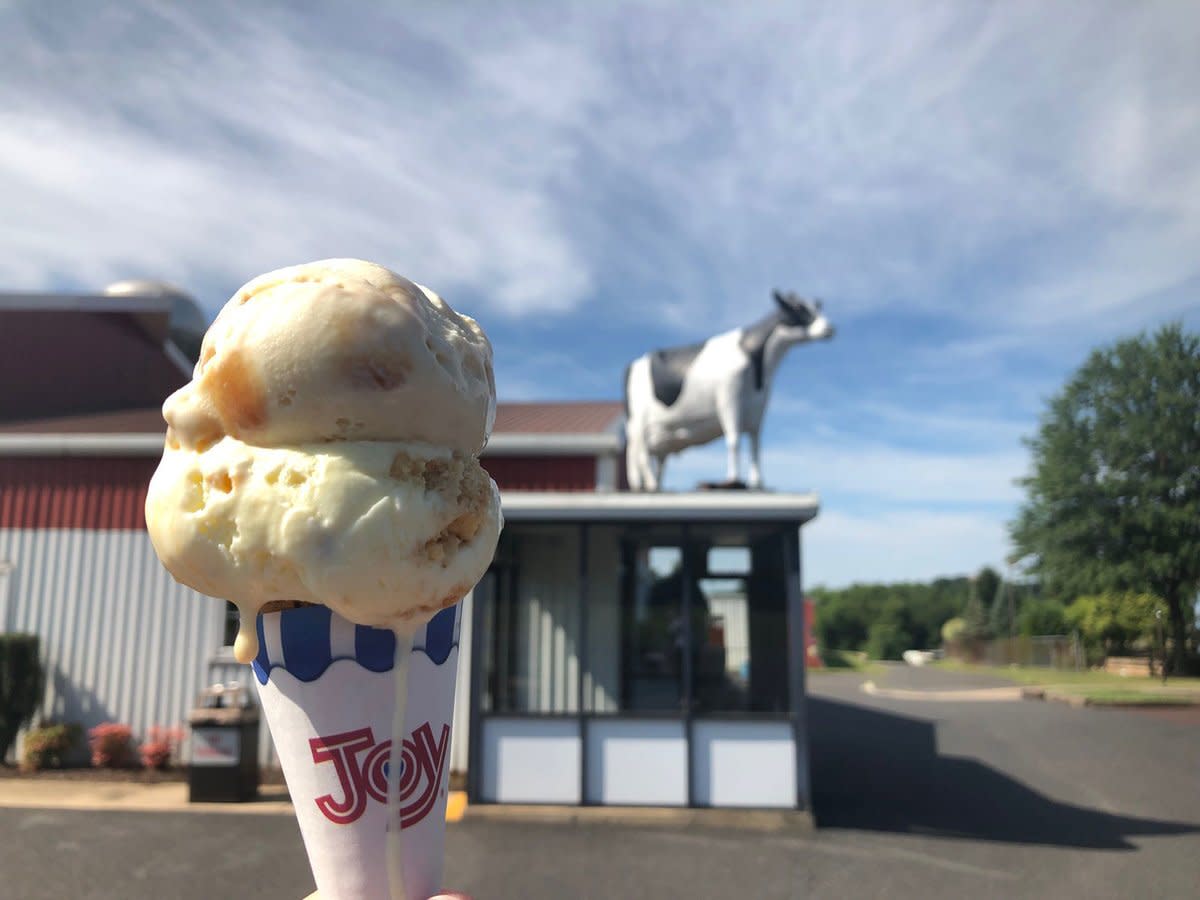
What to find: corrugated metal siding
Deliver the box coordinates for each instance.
[0,527,279,767]
[482,456,596,492]
[513,528,580,713]
[0,458,156,529]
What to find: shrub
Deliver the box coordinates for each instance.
[1,634,44,764]
[866,621,912,661]
[139,725,185,770]
[1065,592,1164,655]
[88,722,134,768]
[21,722,81,772]
[940,617,966,644]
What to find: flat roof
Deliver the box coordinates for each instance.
[500,490,819,523]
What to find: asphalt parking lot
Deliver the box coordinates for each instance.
[3,665,1198,899]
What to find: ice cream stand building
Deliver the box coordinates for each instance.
[0,284,819,814]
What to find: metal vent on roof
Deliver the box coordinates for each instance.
[104,279,207,363]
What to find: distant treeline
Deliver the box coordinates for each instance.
[810,567,1052,660]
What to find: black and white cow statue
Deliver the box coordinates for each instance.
[624,290,835,491]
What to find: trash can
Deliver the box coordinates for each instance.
[187,682,259,802]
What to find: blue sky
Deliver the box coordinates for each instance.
[3,2,1198,588]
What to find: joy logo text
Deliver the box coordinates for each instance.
[308,722,450,827]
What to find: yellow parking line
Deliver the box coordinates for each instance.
[446,790,468,822]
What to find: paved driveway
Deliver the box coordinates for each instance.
[3,665,1198,898]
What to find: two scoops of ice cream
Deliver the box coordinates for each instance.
[146,258,502,655]
[144,259,502,900]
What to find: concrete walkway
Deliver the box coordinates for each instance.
[0,778,294,815]
[861,680,1025,702]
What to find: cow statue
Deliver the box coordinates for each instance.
[624,290,835,491]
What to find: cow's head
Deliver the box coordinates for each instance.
[772,290,835,342]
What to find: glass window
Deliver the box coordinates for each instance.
[621,542,685,711]
[707,546,751,576]
[480,526,581,713]
[478,522,796,719]
[690,527,792,714]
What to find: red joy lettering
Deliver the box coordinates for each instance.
[309,728,375,824]
[309,722,450,827]
[400,723,450,829]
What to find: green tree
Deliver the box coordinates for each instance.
[1017,599,1067,637]
[988,579,1016,638]
[1010,324,1200,672]
[1064,592,1163,655]
[0,635,44,763]
[962,575,991,639]
[976,567,1001,616]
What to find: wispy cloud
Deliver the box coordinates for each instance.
[662,435,1026,506]
[0,2,597,315]
[3,1,1198,333]
[805,508,1011,588]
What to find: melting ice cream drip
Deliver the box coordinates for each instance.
[233,601,260,664]
[387,628,414,900]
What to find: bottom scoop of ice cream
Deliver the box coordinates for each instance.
[145,435,502,661]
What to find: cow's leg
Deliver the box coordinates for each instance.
[724,432,740,484]
[650,454,665,491]
[747,429,763,489]
[716,388,743,484]
[625,423,645,491]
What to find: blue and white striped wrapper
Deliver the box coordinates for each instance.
[250,602,463,900]
[252,602,461,684]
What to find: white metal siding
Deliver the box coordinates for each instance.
[0,528,280,766]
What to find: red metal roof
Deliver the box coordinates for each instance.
[492,401,623,435]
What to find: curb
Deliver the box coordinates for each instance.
[446,790,467,822]
[0,781,294,816]
[861,681,1024,702]
[463,803,814,833]
[1021,686,1200,709]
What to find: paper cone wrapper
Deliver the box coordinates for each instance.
[251,604,462,900]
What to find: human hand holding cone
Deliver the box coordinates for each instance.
[145,261,502,898]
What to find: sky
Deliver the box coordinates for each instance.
[2,1,1199,589]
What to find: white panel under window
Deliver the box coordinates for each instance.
[481,718,581,803]
[692,721,796,808]
[586,719,687,806]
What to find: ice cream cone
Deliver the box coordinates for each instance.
[253,603,462,900]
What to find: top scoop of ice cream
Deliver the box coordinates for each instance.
[145,260,502,661]
[164,258,495,455]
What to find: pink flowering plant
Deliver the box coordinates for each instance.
[139,725,185,770]
[88,722,134,768]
